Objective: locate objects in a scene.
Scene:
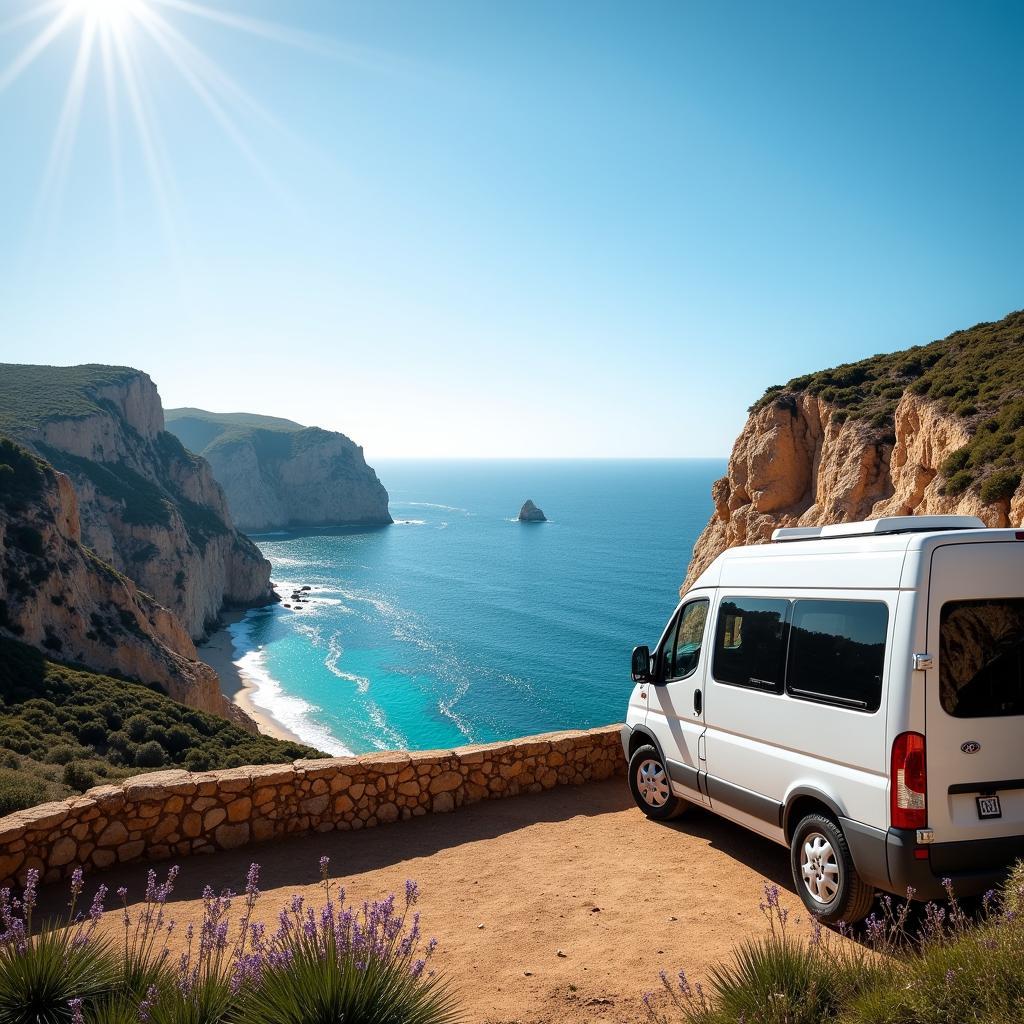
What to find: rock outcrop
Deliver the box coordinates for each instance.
[518,499,547,522]
[0,439,255,730]
[165,409,391,532]
[0,366,273,639]
[683,312,1024,591]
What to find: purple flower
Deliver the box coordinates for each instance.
[138,984,158,1022]
[22,869,39,916]
[70,867,84,899]
[68,998,84,1024]
[89,884,107,922]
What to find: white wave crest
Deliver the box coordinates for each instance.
[232,646,352,756]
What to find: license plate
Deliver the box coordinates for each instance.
[977,795,1002,819]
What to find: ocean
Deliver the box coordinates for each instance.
[221,459,725,755]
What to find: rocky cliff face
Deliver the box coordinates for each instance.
[165,410,391,532]
[684,312,1024,592]
[0,439,255,731]
[0,367,274,638]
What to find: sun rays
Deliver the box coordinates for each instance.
[1,0,305,246]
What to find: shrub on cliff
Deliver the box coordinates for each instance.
[0,638,323,813]
[0,768,60,817]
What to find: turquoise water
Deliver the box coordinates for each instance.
[227,459,725,754]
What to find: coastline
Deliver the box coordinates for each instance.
[198,610,307,746]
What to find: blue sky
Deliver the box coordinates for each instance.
[0,1,1021,458]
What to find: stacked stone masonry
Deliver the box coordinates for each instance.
[0,726,625,888]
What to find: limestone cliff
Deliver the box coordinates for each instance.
[0,438,255,731]
[0,365,274,638]
[165,408,391,532]
[684,311,1024,591]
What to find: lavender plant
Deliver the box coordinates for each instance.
[0,868,119,1024]
[231,864,459,1024]
[0,859,460,1024]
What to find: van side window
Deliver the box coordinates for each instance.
[940,599,1024,718]
[712,598,789,692]
[665,599,708,680]
[786,600,888,712]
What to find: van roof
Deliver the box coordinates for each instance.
[688,517,1024,593]
[771,515,985,541]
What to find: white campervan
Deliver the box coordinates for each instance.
[622,515,1024,923]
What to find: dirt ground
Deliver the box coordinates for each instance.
[39,780,813,1024]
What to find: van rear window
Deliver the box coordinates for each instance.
[786,600,888,712]
[940,599,1024,718]
[712,598,789,692]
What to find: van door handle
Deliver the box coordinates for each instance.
[693,690,702,716]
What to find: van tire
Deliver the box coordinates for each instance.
[790,813,874,925]
[628,745,689,821]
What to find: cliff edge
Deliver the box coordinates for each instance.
[684,310,1024,591]
[0,365,274,639]
[0,438,254,729]
[165,409,391,532]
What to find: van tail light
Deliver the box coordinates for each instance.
[891,731,927,830]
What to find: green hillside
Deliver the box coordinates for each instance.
[0,363,142,435]
[0,637,322,816]
[166,407,349,460]
[165,407,307,455]
[752,310,1024,497]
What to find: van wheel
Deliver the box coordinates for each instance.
[790,814,875,925]
[628,745,689,821]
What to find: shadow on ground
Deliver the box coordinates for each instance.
[38,780,802,915]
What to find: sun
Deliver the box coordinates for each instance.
[65,0,141,30]
[1,0,321,243]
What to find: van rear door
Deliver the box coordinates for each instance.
[926,541,1024,844]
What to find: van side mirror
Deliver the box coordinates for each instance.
[631,645,652,684]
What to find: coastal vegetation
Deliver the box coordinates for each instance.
[645,867,1024,1024]
[0,364,144,436]
[0,638,321,814]
[750,311,1024,495]
[0,859,458,1024]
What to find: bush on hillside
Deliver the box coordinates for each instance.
[0,768,62,816]
[0,637,322,813]
[980,469,1022,504]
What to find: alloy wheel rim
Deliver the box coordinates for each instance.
[800,831,841,904]
[636,758,669,808]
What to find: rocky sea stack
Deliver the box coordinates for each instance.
[517,499,547,522]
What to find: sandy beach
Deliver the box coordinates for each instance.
[198,611,307,746]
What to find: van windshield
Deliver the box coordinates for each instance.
[940,599,1024,718]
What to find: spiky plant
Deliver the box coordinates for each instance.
[0,870,118,1024]
[231,866,460,1024]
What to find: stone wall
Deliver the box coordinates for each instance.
[0,726,625,888]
